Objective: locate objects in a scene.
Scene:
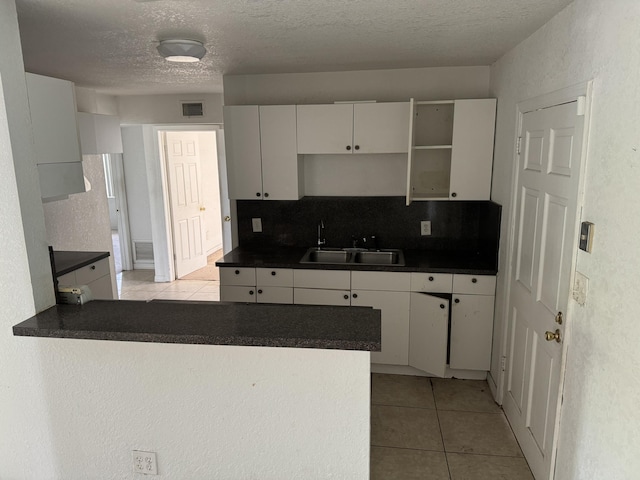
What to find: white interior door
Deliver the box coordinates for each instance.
[503,101,585,480]
[165,131,207,278]
[214,128,233,253]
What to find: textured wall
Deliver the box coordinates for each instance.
[490,1,640,478]
[116,93,223,125]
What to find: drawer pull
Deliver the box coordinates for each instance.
[472,278,478,283]
[90,265,96,270]
[454,298,460,304]
[352,293,358,299]
[346,145,351,151]
[258,289,263,294]
[271,271,276,276]
[343,294,349,300]
[428,276,434,281]
[235,270,240,275]
[249,290,254,295]
[440,304,445,309]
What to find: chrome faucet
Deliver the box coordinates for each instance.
[317,220,326,249]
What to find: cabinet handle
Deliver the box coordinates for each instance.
[451,192,457,198]
[264,192,269,198]
[256,192,261,197]
[249,290,254,295]
[258,289,263,294]
[440,304,445,309]
[343,294,349,300]
[271,271,276,276]
[472,278,478,283]
[90,265,96,270]
[352,293,358,299]
[454,298,460,304]
[428,276,434,281]
[354,145,360,150]
[346,145,351,151]
[235,270,240,275]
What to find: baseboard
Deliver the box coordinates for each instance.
[371,363,488,380]
[133,262,154,270]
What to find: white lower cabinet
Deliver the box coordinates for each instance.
[294,288,351,306]
[220,285,257,303]
[220,267,293,304]
[57,257,113,300]
[408,293,449,377]
[450,294,495,371]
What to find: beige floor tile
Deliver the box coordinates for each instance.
[438,411,523,457]
[447,453,533,480]
[119,270,154,281]
[118,291,152,301]
[432,379,501,413]
[162,280,210,292]
[371,374,436,409]
[196,282,221,293]
[125,282,171,293]
[371,446,450,480]
[188,292,220,302]
[150,291,194,301]
[371,405,443,451]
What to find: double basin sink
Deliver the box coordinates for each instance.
[300,248,405,266]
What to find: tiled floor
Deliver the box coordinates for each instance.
[116,269,220,301]
[370,374,533,480]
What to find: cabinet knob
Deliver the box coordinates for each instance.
[256,192,261,197]
[258,289,263,294]
[346,145,351,151]
[354,145,360,150]
[235,270,240,275]
[428,276,434,281]
[90,265,96,270]
[271,271,276,276]
[352,293,358,299]
[249,290,254,295]
[440,304,445,309]
[454,298,460,304]
[451,192,457,198]
[343,294,349,300]
[472,278,478,283]
[264,192,269,198]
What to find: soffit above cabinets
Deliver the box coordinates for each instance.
[15,0,572,95]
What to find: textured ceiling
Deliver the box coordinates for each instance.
[15,0,573,95]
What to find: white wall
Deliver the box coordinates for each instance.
[198,131,223,253]
[490,1,640,478]
[43,155,118,298]
[75,86,118,115]
[116,93,223,125]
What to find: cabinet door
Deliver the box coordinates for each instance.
[220,267,256,287]
[353,102,410,154]
[351,271,410,292]
[450,294,495,370]
[257,287,293,304]
[220,286,258,303]
[259,105,302,200]
[296,104,354,154]
[293,288,351,306]
[352,290,410,366]
[87,275,114,300]
[293,269,351,290]
[256,268,294,287]
[408,293,449,377]
[223,106,263,199]
[449,99,496,200]
[25,73,82,165]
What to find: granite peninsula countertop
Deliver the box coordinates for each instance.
[52,250,110,277]
[13,300,381,351]
[216,246,498,275]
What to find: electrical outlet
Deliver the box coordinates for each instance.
[133,450,157,475]
[251,217,262,233]
[573,271,588,305]
[420,221,432,236]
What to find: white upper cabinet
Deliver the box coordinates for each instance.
[297,102,410,154]
[26,73,82,165]
[77,112,123,154]
[224,105,302,200]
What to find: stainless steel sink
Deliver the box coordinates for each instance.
[300,248,405,266]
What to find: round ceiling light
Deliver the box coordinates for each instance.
[157,39,206,63]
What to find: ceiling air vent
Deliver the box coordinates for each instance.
[180,101,204,117]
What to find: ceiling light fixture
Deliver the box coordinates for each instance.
[157,39,206,63]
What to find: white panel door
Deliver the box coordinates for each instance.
[353,290,410,366]
[296,104,354,154]
[503,101,585,480]
[449,99,497,200]
[259,105,302,200]
[223,106,263,199]
[165,131,207,279]
[353,102,410,154]
[408,292,449,377]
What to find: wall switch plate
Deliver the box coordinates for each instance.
[573,271,589,305]
[133,450,157,475]
[252,218,262,233]
[420,221,432,236]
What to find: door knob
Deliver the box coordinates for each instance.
[224,216,231,222]
[200,207,206,211]
[545,329,562,343]
[555,312,563,324]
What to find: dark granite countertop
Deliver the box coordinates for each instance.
[52,251,110,277]
[216,246,498,275]
[13,300,381,352]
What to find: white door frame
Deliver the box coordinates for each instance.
[110,153,134,271]
[493,81,593,475]
[147,124,227,282]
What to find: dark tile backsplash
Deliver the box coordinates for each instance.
[237,197,501,254]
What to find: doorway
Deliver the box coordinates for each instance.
[102,153,133,274]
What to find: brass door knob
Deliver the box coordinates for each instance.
[545,329,562,343]
[200,207,206,211]
[555,312,563,324]
[224,216,231,222]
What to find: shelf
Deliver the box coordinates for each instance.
[415,100,455,105]
[411,194,450,200]
[414,145,452,150]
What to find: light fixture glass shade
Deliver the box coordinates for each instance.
[157,39,206,62]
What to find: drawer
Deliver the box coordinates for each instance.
[256,286,293,304]
[87,275,114,300]
[452,274,496,295]
[293,269,350,290]
[410,273,453,293]
[220,267,256,286]
[220,285,258,303]
[75,258,110,285]
[256,268,294,287]
[293,288,351,306]
[351,271,410,292]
